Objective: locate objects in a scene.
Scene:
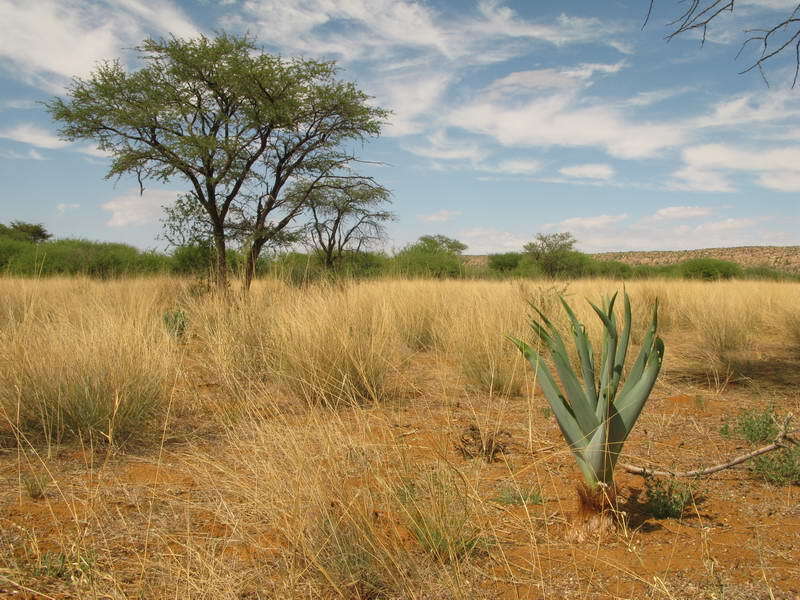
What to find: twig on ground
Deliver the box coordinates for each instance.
[621,415,798,478]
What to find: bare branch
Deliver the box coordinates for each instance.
[656,1,800,85]
[621,415,798,479]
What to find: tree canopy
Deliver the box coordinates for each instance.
[415,234,468,255]
[300,177,394,269]
[46,33,388,289]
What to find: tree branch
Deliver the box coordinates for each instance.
[621,415,798,478]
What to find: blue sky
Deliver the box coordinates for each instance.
[0,0,798,253]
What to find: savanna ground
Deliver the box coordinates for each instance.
[0,276,798,600]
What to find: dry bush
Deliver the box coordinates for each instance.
[440,283,531,397]
[387,280,449,352]
[0,277,178,446]
[269,283,406,407]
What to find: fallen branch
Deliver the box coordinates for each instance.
[621,415,798,479]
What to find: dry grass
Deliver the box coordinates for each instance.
[0,275,798,599]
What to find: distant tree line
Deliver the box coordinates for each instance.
[1,222,797,283]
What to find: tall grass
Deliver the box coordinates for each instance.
[0,278,178,445]
[0,275,797,598]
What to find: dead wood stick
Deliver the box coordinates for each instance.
[621,416,798,479]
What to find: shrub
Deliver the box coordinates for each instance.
[589,259,634,279]
[0,237,32,271]
[492,484,543,506]
[397,467,485,563]
[751,446,800,486]
[511,254,544,278]
[3,239,170,277]
[680,258,742,280]
[163,309,189,340]
[741,266,798,281]
[171,243,243,276]
[0,316,174,445]
[720,406,777,444]
[390,246,463,278]
[488,252,522,272]
[643,476,694,518]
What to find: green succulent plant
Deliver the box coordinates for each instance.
[510,292,664,492]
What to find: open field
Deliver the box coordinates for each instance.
[0,276,798,599]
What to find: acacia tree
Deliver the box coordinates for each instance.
[0,221,52,244]
[299,177,394,269]
[46,34,387,290]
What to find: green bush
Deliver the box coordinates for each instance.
[680,258,742,280]
[643,476,694,518]
[333,250,388,277]
[488,252,522,272]
[0,237,32,270]
[390,246,463,278]
[529,249,592,278]
[741,266,800,282]
[751,446,800,486]
[511,255,544,278]
[170,243,243,276]
[720,406,777,444]
[3,239,169,277]
[589,259,634,279]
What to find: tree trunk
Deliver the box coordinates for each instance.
[212,229,228,292]
[243,237,267,292]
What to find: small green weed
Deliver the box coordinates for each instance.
[397,467,486,563]
[312,509,389,599]
[33,550,94,581]
[720,406,777,444]
[162,309,188,340]
[751,446,800,486]
[21,472,49,500]
[492,484,543,506]
[643,476,694,519]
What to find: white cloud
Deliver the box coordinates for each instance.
[0,123,69,149]
[559,163,614,180]
[486,62,624,97]
[232,0,626,64]
[405,130,484,161]
[622,86,693,107]
[77,145,113,159]
[671,143,800,192]
[574,216,782,252]
[694,91,800,129]
[1,99,38,110]
[372,70,453,137]
[418,209,462,223]
[650,206,716,220]
[108,0,201,39]
[448,67,687,159]
[101,189,181,227]
[670,165,736,193]
[0,0,201,91]
[226,1,628,142]
[56,203,80,214]
[495,159,542,175]
[738,0,800,9]
[757,171,800,191]
[556,213,628,230]
[0,148,45,160]
[456,227,528,254]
